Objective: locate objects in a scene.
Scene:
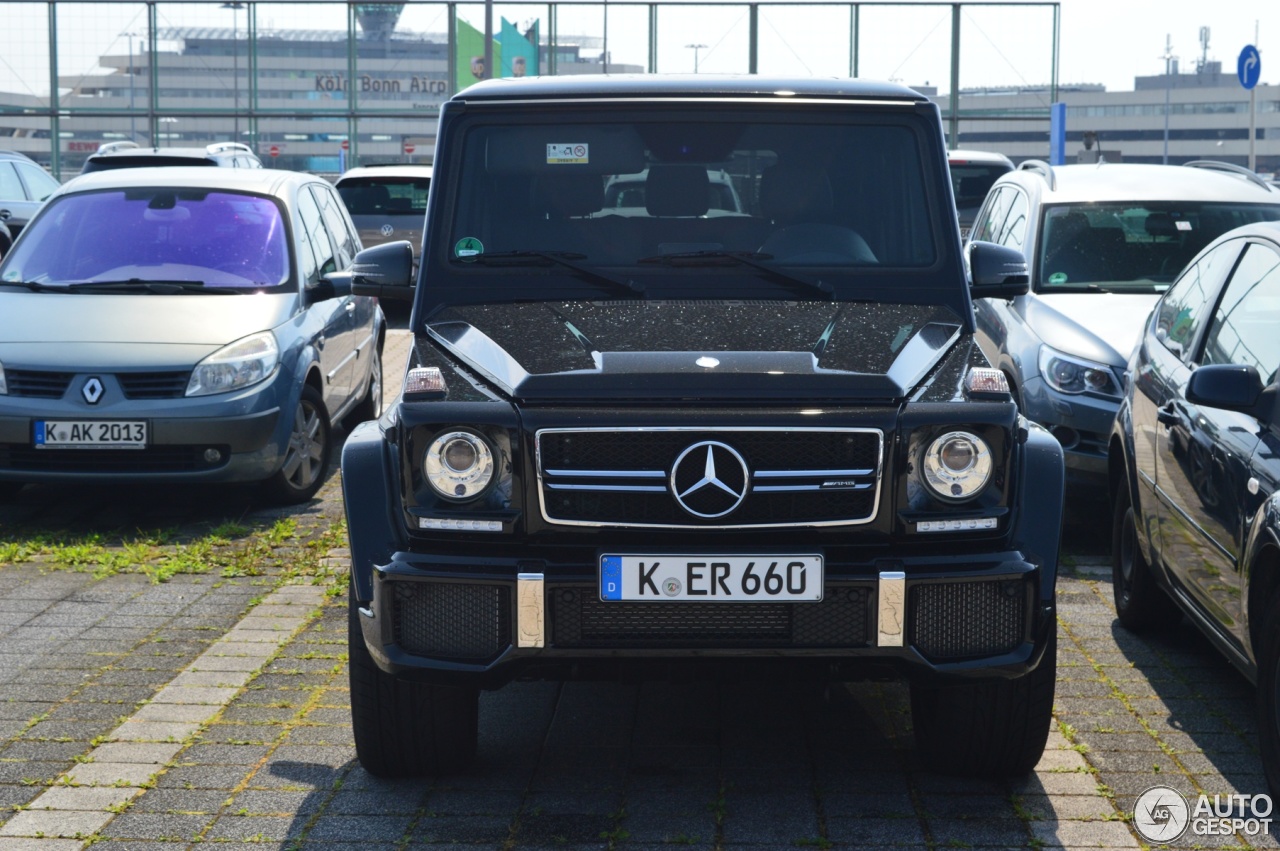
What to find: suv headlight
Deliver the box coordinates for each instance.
[186,332,279,397]
[424,430,495,500]
[1038,345,1121,397]
[921,430,993,502]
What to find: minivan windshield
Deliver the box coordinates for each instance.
[442,112,937,274]
[0,189,291,289]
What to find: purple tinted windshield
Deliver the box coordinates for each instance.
[1,190,291,288]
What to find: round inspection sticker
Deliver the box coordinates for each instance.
[1048,271,1068,284]
[454,237,484,259]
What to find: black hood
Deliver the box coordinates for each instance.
[426,300,965,402]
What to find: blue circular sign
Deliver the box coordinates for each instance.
[1238,44,1261,90]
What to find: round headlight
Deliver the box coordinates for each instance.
[423,430,494,500]
[921,431,992,501]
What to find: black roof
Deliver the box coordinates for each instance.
[452,74,929,104]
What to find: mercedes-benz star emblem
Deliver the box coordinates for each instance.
[670,440,749,519]
[82,377,104,405]
[380,224,394,237]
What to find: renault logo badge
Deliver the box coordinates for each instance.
[670,440,749,518]
[82,377,104,405]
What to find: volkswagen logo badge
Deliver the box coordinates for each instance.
[380,224,395,237]
[670,440,749,519]
[82,377,104,405]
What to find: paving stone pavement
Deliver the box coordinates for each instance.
[0,320,1277,848]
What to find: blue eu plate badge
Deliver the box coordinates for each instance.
[600,555,622,600]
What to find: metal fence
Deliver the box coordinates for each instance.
[0,1,1059,178]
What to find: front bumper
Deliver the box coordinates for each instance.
[0,370,290,484]
[357,552,1053,688]
[1019,376,1118,479]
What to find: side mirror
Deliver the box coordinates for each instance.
[350,240,415,302]
[308,270,353,305]
[1186,363,1274,422]
[968,241,1030,299]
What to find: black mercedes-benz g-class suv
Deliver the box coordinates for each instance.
[342,75,1063,779]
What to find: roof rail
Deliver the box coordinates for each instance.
[206,141,255,156]
[94,140,139,155]
[1183,159,1273,191]
[1017,159,1056,191]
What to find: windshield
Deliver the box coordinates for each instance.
[0,189,291,289]
[950,163,1011,209]
[338,177,431,216]
[1037,202,1280,292]
[441,112,937,281]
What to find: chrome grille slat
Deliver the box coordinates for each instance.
[537,426,883,529]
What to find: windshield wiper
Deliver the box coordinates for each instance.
[637,250,833,300]
[465,250,645,298]
[0,280,66,293]
[1040,283,1111,294]
[64,279,236,294]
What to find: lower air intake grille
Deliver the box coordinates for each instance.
[909,579,1027,660]
[551,586,869,649]
[0,445,229,473]
[392,582,510,661]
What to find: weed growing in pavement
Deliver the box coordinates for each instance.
[0,514,348,588]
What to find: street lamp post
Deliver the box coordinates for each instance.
[685,43,707,73]
[120,31,138,142]
[221,2,245,141]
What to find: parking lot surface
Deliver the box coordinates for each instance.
[0,321,1276,850]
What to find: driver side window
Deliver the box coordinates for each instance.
[1155,239,1242,364]
[1201,242,1280,383]
[296,187,334,285]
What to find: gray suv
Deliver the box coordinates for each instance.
[969,160,1280,482]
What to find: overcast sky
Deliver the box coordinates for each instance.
[0,0,1275,98]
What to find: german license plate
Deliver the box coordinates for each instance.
[35,420,147,449]
[600,554,823,602]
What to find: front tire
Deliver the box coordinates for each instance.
[1112,479,1180,630]
[261,385,331,505]
[910,629,1056,777]
[347,580,479,777]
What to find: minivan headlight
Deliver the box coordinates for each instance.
[186,332,279,397]
[921,430,992,501]
[1038,345,1121,397]
[424,430,495,500]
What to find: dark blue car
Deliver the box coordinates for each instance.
[1110,219,1280,796]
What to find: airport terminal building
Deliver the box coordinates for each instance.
[0,6,1275,178]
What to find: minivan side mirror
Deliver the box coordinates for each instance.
[350,240,415,302]
[1186,363,1275,423]
[968,241,1030,299]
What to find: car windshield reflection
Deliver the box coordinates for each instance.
[0,189,291,289]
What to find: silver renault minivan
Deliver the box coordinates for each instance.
[0,167,385,503]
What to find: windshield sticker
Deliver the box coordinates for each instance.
[454,237,484,259]
[1048,271,1068,284]
[1175,220,1192,231]
[547,143,589,165]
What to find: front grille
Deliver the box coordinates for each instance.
[551,585,869,649]
[909,579,1027,660]
[5,369,73,399]
[392,582,510,661]
[0,445,228,473]
[538,428,882,527]
[119,372,190,399]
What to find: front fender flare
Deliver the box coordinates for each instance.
[341,420,405,603]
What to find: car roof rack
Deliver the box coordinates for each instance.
[1182,159,1273,191]
[94,140,140,155]
[206,141,256,156]
[1017,159,1056,191]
